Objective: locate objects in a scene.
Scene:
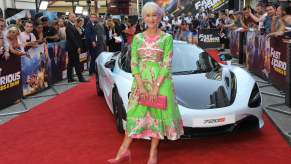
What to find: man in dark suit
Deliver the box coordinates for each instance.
[66,13,86,82]
[85,13,105,75]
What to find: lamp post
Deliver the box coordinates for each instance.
[35,0,38,13]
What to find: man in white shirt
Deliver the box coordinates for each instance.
[184,12,193,24]
[172,16,181,27]
[19,21,37,52]
[163,12,170,22]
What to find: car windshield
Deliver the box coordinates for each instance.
[172,43,220,75]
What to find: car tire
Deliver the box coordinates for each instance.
[95,70,103,96]
[112,89,125,134]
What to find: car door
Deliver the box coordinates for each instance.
[101,55,118,106]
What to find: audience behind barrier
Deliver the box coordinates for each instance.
[0,2,291,69]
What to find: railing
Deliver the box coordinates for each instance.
[0,41,88,109]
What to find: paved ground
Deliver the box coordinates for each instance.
[0,61,291,145]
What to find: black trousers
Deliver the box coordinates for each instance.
[88,48,101,74]
[67,50,83,80]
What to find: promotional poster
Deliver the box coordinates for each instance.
[21,43,50,97]
[246,32,288,91]
[47,41,67,83]
[229,31,240,58]
[143,0,228,14]
[269,37,288,91]
[0,52,22,109]
[245,31,269,80]
[198,28,221,49]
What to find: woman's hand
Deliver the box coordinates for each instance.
[138,84,148,100]
[149,85,159,102]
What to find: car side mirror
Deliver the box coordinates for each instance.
[219,53,232,61]
[105,59,115,71]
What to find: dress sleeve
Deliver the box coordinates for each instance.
[131,35,140,75]
[159,34,173,77]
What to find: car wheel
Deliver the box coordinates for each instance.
[95,70,103,96]
[112,89,125,133]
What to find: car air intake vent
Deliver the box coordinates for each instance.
[209,86,230,108]
[225,77,230,87]
[248,83,261,108]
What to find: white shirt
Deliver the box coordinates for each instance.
[172,19,182,26]
[163,16,169,22]
[59,27,66,40]
[185,16,192,24]
[19,31,36,49]
[258,13,267,29]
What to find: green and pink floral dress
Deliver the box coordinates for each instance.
[126,32,184,140]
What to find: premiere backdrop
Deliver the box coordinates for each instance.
[143,0,229,14]
[0,52,22,109]
[21,43,50,97]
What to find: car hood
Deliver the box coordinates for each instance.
[172,69,236,109]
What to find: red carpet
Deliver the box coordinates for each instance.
[0,79,290,164]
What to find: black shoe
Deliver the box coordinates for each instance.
[68,78,76,83]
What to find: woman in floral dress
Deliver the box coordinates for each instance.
[108,2,184,164]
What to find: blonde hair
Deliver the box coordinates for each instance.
[142,2,164,18]
[6,26,20,40]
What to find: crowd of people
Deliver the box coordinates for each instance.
[154,2,291,47]
[0,12,136,82]
[1,2,291,83]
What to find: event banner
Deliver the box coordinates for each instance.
[0,52,22,109]
[47,41,67,82]
[229,31,240,58]
[245,31,269,80]
[246,32,288,91]
[269,37,288,91]
[143,0,228,15]
[198,29,221,49]
[21,43,50,97]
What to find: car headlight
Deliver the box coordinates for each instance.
[248,83,261,108]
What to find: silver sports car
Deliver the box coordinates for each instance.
[95,41,264,137]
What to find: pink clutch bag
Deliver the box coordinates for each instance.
[138,96,167,110]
